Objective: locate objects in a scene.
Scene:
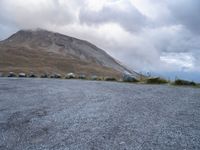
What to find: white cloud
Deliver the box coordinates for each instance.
[160,52,195,71]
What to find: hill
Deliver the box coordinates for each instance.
[0,29,140,78]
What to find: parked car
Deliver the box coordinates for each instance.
[78,74,86,79]
[54,74,61,78]
[41,74,48,78]
[66,73,76,79]
[50,74,61,78]
[8,72,17,77]
[19,73,27,77]
[123,74,138,82]
[0,72,3,77]
[91,75,98,80]
[29,73,37,78]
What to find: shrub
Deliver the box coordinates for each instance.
[146,77,168,84]
[104,77,117,81]
[174,79,196,86]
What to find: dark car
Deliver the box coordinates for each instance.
[29,73,37,78]
[41,74,48,78]
[8,72,17,77]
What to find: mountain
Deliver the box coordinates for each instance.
[0,29,140,78]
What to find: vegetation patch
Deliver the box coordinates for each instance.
[174,79,196,86]
[104,77,117,81]
[146,77,168,84]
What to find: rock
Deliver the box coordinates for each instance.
[66,73,76,79]
[19,73,27,77]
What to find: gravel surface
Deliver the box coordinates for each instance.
[0,78,200,150]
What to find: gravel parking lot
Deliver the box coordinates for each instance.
[0,78,200,150]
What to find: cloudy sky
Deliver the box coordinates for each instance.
[0,0,200,81]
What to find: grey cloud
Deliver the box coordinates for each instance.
[79,1,147,32]
[167,0,200,34]
[0,0,77,29]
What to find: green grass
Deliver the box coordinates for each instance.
[146,77,168,84]
[173,79,197,86]
[104,77,117,81]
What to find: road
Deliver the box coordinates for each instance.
[0,78,200,150]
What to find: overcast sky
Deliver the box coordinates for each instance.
[0,0,200,80]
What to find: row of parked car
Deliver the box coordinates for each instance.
[1,72,137,82]
[6,72,78,79]
[3,72,118,80]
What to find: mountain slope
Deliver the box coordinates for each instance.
[0,29,140,78]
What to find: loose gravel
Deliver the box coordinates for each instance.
[0,78,200,150]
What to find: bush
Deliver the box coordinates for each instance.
[146,77,168,84]
[104,77,117,81]
[174,79,196,86]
